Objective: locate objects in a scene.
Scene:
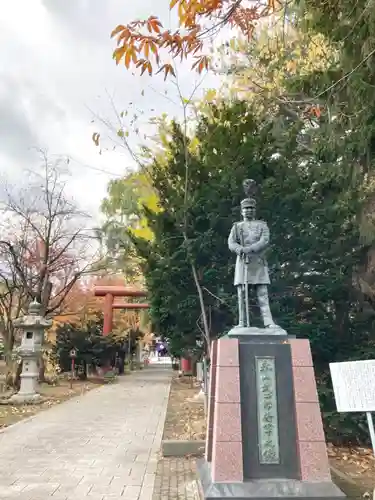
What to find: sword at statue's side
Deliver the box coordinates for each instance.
[244,252,250,327]
[240,228,250,328]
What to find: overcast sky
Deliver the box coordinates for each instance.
[0,0,220,219]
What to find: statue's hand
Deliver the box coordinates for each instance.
[236,246,244,256]
[243,246,254,255]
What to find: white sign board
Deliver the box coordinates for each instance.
[329,359,375,412]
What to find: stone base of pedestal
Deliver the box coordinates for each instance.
[197,460,344,500]
[8,393,44,405]
[198,335,346,500]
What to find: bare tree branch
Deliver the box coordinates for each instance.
[0,151,104,361]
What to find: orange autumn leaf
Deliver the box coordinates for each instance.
[124,49,132,68]
[116,28,131,45]
[156,63,176,80]
[111,0,282,78]
[144,41,150,59]
[140,61,153,76]
[304,104,323,119]
[147,16,162,33]
[192,54,210,72]
[312,105,322,118]
[111,24,126,37]
[113,47,126,64]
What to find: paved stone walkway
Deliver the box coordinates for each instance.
[0,366,172,500]
[152,458,202,500]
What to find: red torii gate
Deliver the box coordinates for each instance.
[94,286,148,335]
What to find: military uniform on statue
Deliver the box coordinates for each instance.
[197,180,345,500]
[227,179,283,335]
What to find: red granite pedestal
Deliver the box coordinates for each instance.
[198,333,345,500]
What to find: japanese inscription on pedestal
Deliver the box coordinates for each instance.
[255,357,280,464]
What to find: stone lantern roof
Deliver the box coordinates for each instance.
[13,299,53,329]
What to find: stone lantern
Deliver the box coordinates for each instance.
[9,300,52,404]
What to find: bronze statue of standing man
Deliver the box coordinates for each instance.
[228,179,278,330]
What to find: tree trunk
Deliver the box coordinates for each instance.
[182,232,211,357]
[38,283,52,384]
[3,332,18,389]
[3,331,15,369]
[190,261,211,357]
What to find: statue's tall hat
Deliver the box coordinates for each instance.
[240,179,257,209]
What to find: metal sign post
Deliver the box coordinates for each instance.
[366,412,375,457]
